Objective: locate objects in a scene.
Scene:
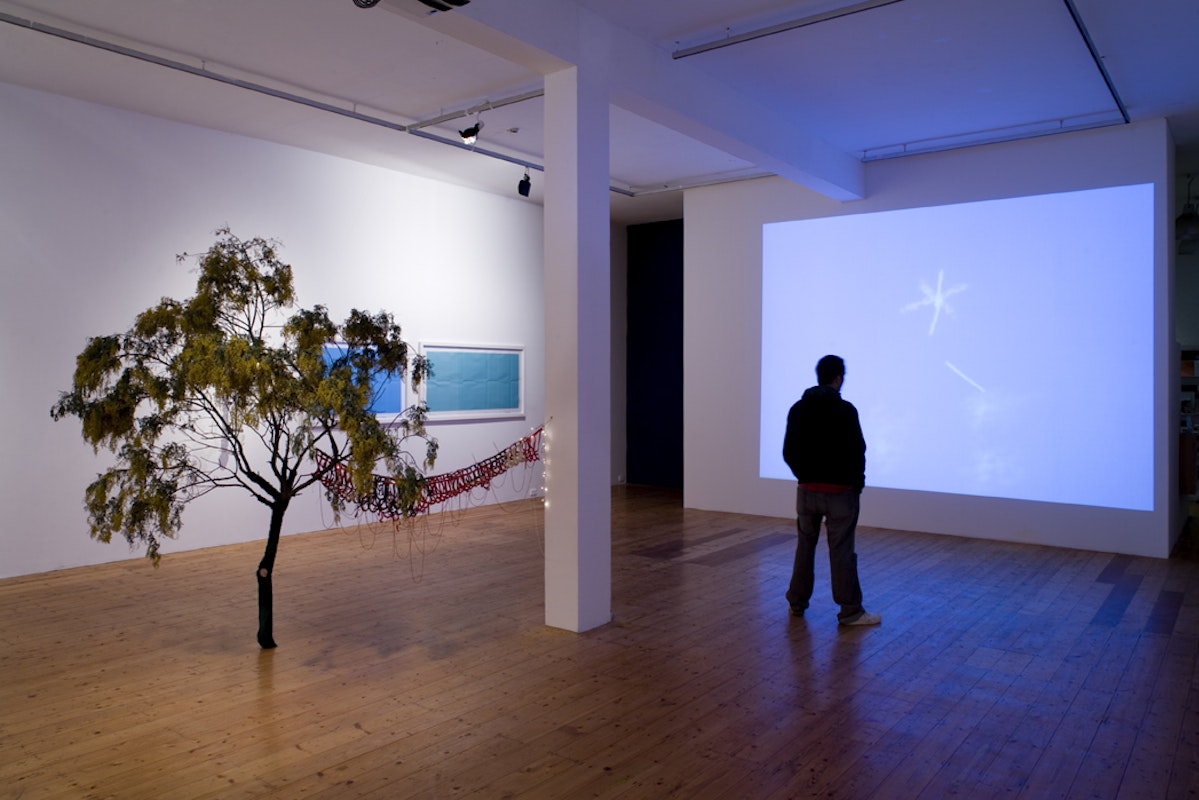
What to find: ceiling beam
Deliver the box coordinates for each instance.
[396,0,865,201]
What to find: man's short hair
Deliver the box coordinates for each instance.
[816,355,845,386]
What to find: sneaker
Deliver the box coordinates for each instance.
[839,611,882,626]
[785,591,805,617]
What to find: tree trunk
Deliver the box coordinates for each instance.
[256,500,289,649]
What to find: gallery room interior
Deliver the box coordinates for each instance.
[2,0,1199,797]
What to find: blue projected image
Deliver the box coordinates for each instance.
[760,183,1155,511]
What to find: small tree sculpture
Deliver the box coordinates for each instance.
[51,229,436,649]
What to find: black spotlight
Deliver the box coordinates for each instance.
[518,171,531,198]
[353,0,382,8]
[459,121,482,145]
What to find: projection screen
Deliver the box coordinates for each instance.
[760,183,1154,512]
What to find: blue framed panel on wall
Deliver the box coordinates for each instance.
[321,342,406,424]
[421,343,524,422]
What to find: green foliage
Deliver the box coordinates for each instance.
[51,228,436,563]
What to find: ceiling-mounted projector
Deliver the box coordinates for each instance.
[354,0,472,12]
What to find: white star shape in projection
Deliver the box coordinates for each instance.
[902,269,968,335]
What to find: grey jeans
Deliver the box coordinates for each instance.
[786,486,865,620]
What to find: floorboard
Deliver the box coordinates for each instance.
[2,486,1198,799]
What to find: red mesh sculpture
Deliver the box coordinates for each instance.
[314,426,543,519]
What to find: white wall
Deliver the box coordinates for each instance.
[0,82,545,578]
[684,119,1176,558]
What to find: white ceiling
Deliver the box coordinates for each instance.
[1,0,1196,224]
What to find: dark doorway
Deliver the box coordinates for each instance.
[626,219,683,488]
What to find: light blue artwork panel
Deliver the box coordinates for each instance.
[424,346,522,418]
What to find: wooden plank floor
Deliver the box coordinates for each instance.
[3,485,1198,799]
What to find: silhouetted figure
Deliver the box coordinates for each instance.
[782,355,881,626]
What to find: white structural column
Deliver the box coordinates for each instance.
[542,61,612,632]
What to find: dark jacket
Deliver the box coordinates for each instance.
[782,385,866,490]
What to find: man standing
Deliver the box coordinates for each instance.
[782,355,881,626]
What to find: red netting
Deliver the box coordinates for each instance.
[314,426,543,519]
